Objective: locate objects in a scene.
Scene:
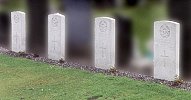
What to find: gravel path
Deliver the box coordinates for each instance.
[0,47,191,91]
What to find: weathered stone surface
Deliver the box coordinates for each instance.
[95,17,115,69]
[11,11,26,52]
[154,21,180,81]
[48,13,65,60]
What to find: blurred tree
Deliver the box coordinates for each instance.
[0,0,23,12]
[62,0,92,62]
[0,0,25,48]
[27,0,48,56]
[125,0,140,7]
[92,0,116,9]
[168,0,191,79]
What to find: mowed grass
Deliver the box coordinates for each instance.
[0,55,190,100]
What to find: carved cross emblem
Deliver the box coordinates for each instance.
[52,36,57,51]
[160,50,169,68]
[14,33,20,49]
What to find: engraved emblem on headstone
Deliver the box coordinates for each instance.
[160,24,170,38]
[14,14,19,23]
[51,17,59,27]
[99,20,108,32]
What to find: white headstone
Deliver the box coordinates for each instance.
[11,11,26,52]
[48,13,65,60]
[95,17,115,69]
[154,21,180,81]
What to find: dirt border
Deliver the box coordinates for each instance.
[0,47,191,91]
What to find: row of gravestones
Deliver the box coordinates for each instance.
[11,11,180,81]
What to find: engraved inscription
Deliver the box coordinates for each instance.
[99,20,108,32]
[13,33,20,50]
[160,24,170,38]
[161,50,168,58]
[160,50,169,68]
[52,37,57,51]
[100,41,107,59]
[50,35,58,53]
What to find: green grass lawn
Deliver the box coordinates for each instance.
[0,54,191,100]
